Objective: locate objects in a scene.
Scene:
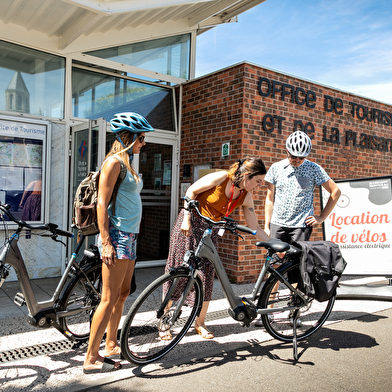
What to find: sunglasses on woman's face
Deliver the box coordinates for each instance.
[138,135,145,144]
[287,152,305,160]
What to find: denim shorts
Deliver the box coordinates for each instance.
[98,221,137,260]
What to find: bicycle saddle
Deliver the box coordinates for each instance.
[255,238,290,252]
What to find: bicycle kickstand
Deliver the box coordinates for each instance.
[292,309,299,361]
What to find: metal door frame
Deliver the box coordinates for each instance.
[129,129,179,268]
[139,130,180,231]
[69,121,179,269]
[68,119,106,268]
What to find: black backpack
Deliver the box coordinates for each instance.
[72,155,127,236]
[297,240,347,302]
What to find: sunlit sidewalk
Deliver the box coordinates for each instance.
[1,271,392,392]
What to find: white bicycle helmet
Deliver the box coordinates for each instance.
[286,131,312,157]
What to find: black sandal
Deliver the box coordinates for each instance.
[83,358,122,374]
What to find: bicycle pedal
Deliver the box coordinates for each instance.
[14,292,26,307]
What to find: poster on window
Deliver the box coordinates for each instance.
[0,117,47,221]
[163,160,171,186]
[322,176,392,275]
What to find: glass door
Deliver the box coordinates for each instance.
[70,121,179,266]
[70,119,106,256]
[136,135,178,265]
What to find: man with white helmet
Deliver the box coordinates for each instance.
[255,131,341,328]
[264,131,341,243]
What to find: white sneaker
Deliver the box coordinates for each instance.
[254,314,274,327]
[254,317,263,327]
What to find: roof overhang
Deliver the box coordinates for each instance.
[0,0,266,54]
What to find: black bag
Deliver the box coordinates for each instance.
[297,241,347,302]
[72,156,127,236]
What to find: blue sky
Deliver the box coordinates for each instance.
[196,0,392,105]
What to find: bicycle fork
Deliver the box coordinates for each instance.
[159,258,200,326]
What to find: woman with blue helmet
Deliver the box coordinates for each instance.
[110,112,154,162]
[83,112,154,374]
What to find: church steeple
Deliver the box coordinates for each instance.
[5,71,30,113]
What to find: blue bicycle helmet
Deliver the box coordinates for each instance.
[110,112,154,134]
[110,112,154,161]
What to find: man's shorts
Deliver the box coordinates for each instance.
[270,223,312,244]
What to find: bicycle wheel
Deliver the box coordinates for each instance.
[258,261,335,342]
[58,263,102,341]
[120,270,203,365]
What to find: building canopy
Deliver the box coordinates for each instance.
[0,0,266,54]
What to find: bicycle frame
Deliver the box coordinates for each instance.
[0,231,92,330]
[190,227,306,324]
[119,200,334,363]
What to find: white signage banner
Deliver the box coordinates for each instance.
[322,176,392,275]
[0,118,46,139]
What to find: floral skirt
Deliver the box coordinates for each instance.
[164,209,220,305]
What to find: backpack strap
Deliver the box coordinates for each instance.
[101,155,128,216]
[110,155,127,215]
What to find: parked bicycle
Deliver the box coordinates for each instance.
[120,197,335,362]
[0,203,102,342]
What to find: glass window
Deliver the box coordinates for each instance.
[72,67,175,131]
[0,117,48,223]
[138,143,173,262]
[86,34,190,80]
[0,40,65,118]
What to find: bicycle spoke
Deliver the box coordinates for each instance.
[259,261,335,342]
[120,271,202,364]
[58,264,102,340]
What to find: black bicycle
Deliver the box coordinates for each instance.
[120,198,335,363]
[0,203,102,341]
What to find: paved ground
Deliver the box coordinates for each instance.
[83,307,392,392]
[1,267,392,392]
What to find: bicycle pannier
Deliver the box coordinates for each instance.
[72,156,127,236]
[297,240,347,302]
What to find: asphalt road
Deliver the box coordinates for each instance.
[82,307,392,392]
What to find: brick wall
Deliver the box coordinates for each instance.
[179,62,392,283]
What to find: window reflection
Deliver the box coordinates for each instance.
[86,34,190,80]
[72,67,175,131]
[0,40,65,118]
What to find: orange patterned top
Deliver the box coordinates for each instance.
[195,176,248,221]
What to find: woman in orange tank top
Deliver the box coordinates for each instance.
[163,157,270,340]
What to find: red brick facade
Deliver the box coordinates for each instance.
[178,62,392,283]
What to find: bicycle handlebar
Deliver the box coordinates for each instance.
[183,197,257,236]
[236,224,257,235]
[0,203,74,238]
[46,223,74,238]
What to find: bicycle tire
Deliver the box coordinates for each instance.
[258,261,335,342]
[120,270,203,365]
[58,263,102,341]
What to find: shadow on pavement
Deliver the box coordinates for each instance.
[131,325,379,380]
